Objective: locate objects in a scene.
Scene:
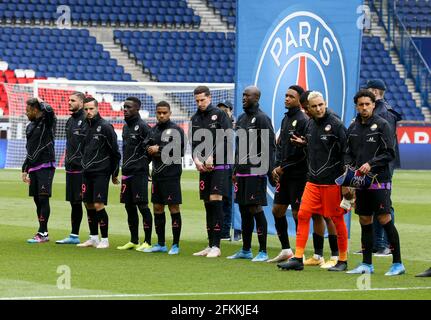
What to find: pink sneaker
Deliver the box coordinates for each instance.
[27,233,49,243]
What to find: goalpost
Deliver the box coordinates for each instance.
[3,80,235,169]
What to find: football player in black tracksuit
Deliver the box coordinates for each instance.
[145,101,185,255]
[22,98,56,243]
[268,85,308,263]
[191,86,232,258]
[117,97,153,252]
[228,86,276,262]
[78,97,121,249]
[56,92,89,245]
[345,89,405,276]
[365,79,402,256]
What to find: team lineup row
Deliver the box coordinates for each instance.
[21,81,406,276]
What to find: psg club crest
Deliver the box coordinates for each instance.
[254,11,347,136]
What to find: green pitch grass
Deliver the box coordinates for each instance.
[0,169,430,300]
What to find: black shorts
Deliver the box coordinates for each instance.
[82,173,110,205]
[120,175,149,204]
[66,172,83,203]
[199,170,229,201]
[273,175,306,209]
[151,178,182,205]
[29,168,55,197]
[234,175,268,206]
[355,189,392,216]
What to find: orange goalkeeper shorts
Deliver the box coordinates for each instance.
[298,182,346,217]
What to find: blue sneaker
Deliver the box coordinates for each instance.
[168,244,180,255]
[346,263,374,274]
[251,251,269,262]
[227,249,253,259]
[385,263,406,276]
[151,244,168,253]
[56,235,80,244]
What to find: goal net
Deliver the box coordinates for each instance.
[3,80,235,169]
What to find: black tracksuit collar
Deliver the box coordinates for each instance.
[199,104,215,115]
[243,103,259,115]
[87,113,102,127]
[285,106,301,117]
[157,119,172,129]
[125,114,141,126]
[314,110,330,124]
[355,113,376,126]
[72,108,84,119]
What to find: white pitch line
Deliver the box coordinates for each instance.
[1,286,431,300]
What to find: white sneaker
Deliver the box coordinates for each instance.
[77,238,99,248]
[96,239,109,249]
[193,247,211,256]
[267,249,293,263]
[206,246,221,258]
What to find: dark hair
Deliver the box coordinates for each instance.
[354,89,376,104]
[289,85,305,97]
[26,98,41,110]
[156,100,171,110]
[125,96,142,109]
[71,91,85,101]
[83,96,98,107]
[299,90,312,106]
[193,85,211,96]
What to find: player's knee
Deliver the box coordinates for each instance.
[168,204,180,213]
[272,205,287,218]
[359,215,372,225]
[377,213,391,225]
[94,203,104,211]
[209,194,223,201]
[153,203,164,213]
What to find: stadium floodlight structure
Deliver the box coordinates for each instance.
[3,80,234,169]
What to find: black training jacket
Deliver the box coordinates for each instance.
[234,103,275,179]
[374,98,402,173]
[121,114,151,176]
[305,111,347,185]
[190,104,232,165]
[22,102,57,173]
[276,106,308,179]
[345,114,395,183]
[81,113,121,177]
[65,108,87,171]
[145,120,185,180]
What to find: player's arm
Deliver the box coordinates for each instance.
[106,124,121,183]
[364,121,395,171]
[260,115,276,185]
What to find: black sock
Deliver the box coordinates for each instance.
[239,206,254,251]
[210,201,224,248]
[254,211,267,252]
[138,205,152,245]
[37,196,50,234]
[71,202,83,235]
[382,220,402,263]
[125,204,139,244]
[312,232,324,256]
[34,196,41,224]
[274,216,290,249]
[154,212,166,246]
[205,203,214,247]
[361,224,373,265]
[328,234,339,256]
[97,208,109,238]
[87,208,98,236]
[294,217,298,233]
[171,212,182,246]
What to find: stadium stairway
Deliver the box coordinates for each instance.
[187,0,230,32]
[366,0,430,121]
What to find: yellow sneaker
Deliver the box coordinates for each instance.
[320,257,338,269]
[304,254,325,266]
[136,241,152,252]
[117,242,139,250]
